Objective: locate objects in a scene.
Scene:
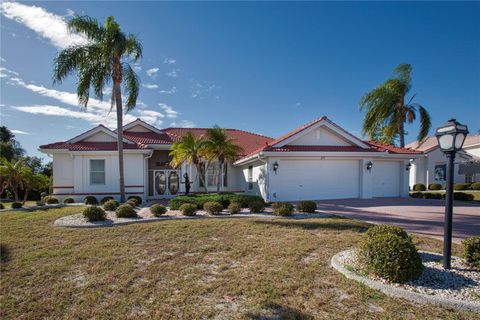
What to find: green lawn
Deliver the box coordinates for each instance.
[0,207,477,319]
[0,201,38,209]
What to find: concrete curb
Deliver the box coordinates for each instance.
[331,249,480,313]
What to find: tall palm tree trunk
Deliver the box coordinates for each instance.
[113,77,126,203]
[398,122,405,148]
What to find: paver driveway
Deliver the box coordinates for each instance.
[314,197,480,243]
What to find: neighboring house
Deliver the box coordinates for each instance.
[39,116,421,202]
[407,135,480,188]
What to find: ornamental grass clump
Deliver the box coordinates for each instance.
[150,204,167,217]
[228,202,241,214]
[203,201,223,215]
[103,199,120,211]
[248,200,266,213]
[462,236,480,270]
[179,203,197,216]
[359,225,423,283]
[100,196,114,205]
[115,204,137,218]
[297,201,317,213]
[272,202,294,216]
[83,206,106,222]
[128,196,142,205]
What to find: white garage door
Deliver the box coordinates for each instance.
[372,161,401,197]
[275,159,360,201]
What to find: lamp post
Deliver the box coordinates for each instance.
[435,119,469,269]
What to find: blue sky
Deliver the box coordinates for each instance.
[1,1,479,161]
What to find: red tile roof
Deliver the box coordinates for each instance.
[123,131,172,145]
[366,141,423,154]
[263,145,380,153]
[39,142,147,151]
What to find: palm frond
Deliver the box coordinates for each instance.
[68,15,104,41]
[125,34,143,61]
[122,63,139,112]
[417,105,431,141]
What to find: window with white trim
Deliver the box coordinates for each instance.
[90,159,105,185]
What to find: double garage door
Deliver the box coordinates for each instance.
[273,159,401,201]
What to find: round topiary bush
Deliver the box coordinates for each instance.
[83,206,106,222]
[63,198,74,204]
[228,202,241,214]
[428,183,442,191]
[462,236,480,270]
[272,202,294,216]
[412,184,426,191]
[84,196,98,205]
[11,202,22,209]
[0,203,4,209]
[453,192,474,201]
[179,203,197,216]
[454,183,469,191]
[103,199,120,211]
[115,204,137,218]
[100,196,114,205]
[203,201,223,215]
[364,224,409,240]
[125,200,137,208]
[422,192,442,199]
[150,204,167,217]
[471,182,480,190]
[44,196,59,204]
[36,201,45,206]
[128,196,142,205]
[359,232,423,283]
[249,200,266,213]
[297,200,317,213]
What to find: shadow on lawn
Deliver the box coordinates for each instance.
[246,302,313,320]
[0,243,10,263]
[253,218,369,233]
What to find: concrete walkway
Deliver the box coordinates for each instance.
[313,198,480,243]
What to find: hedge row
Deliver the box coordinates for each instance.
[410,191,475,201]
[413,182,480,191]
[168,194,265,210]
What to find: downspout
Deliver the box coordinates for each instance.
[144,150,154,202]
[256,153,268,202]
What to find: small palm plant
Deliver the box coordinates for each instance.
[169,132,208,193]
[53,15,142,202]
[203,126,244,193]
[360,64,431,147]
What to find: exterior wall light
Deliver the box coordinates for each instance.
[406,162,412,171]
[366,161,373,172]
[435,118,469,270]
[273,161,279,174]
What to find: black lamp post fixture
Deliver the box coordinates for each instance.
[273,161,279,174]
[366,161,373,172]
[435,118,469,269]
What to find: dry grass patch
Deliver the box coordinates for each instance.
[0,207,477,319]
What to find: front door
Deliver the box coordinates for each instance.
[153,170,179,197]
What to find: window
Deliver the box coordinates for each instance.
[465,174,474,184]
[90,160,105,185]
[206,163,218,187]
[248,165,253,190]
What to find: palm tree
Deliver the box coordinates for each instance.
[169,132,208,193]
[203,126,244,193]
[360,64,431,147]
[0,157,29,201]
[53,16,142,202]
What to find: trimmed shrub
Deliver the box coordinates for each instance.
[100,196,114,205]
[83,206,106,222]
[297,201,317,213]
[168,194,265,210]
[471,182,480,190]
[204,201,223,215]
[462,236,480,270]
[125,200,137,208]
[84,196,98,205]
[36,201,45,206]
[422,192,442,200]
[128,195,142,205]
[150,204,167,217]
[249,200,266,213]
[359,232,423,283]
[103,199,119,211]
[409,192,423,199]
[179,203,197,216]
[428,183,442,191]
[11,202,22,209]
[44,196,59,204]
[272,202,294,216]
[0,203,4,210]
[115,204,137,218]
[364,224,409,240]
[453,192,474,201]
[63,198,74,204]
[412,184,426,191]
[454,183,469,191]
[228,202,241,214]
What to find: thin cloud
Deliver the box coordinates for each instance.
[166,70,178,78]
[159,103,179,119]
[0,57,6,62]
[0,2,89,49]
[11,129,29,135]
[146,68,159,77]
[191,80,220,99]
[163,58,176,65]
[159,86,177,94]
[141,83,159,89]
[170,120,195,128]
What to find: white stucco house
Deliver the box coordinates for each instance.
[407,135,480,188]
[39,116,421,203]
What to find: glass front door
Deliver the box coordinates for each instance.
[153,170,179,197]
